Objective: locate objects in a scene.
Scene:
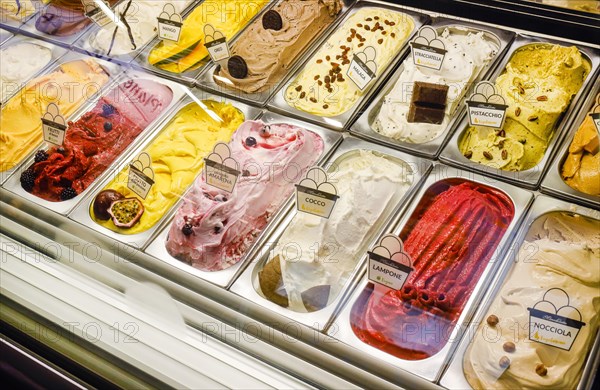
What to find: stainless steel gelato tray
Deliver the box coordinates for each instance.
[440,33,600,190]
[69,89,262,250]
[230,136,433,331]
[266,1,430,130]
[18,0,123,48]
[132,0,271,87]
[441,195,600,390]
[195,0,356,107]
[0,34,68,105]
[0,0,43,32]
[0,51,124,186]
[73,0,199,66]
[349,17,515,159]
[144,110,344,289]
[2,68,187,216]
[541,79,600,209]
[0,27,13,44]
[327,163,533,382]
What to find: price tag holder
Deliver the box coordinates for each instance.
[127,152,155,199]
[204,24,230,62]
[82,0,113,27]
[157,3,183,42]
[347,46,377,91]
[295,167,339,219]
[527,288,586,351]
[203,143,239,193]
[466,81,508,129]
[410,26,447,70]
[368,235,413,291]
[42,103,67,146]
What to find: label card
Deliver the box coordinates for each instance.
[466,81,508,129]
[527,288,585,351]
[410,26,447,70]
[368,235,413,291]
[42,103,67,146]
[82,0,112,27]
[127,152,155,199]
[204,24,230,62]
[204,143,239,193]
[295,167,339,219]
[347,46,377,91]
[157,3,182,42]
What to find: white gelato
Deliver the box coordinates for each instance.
[1,41,52,101]
[372,28,497,144]
[464,212,600,389]
[267,150,413,313]
[89,0,192,56]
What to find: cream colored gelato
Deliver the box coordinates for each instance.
[1,41,52,102]
[259,150,413,313]
[464,211,600,389]
[373,28,497,143]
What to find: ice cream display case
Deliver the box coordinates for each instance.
[0,34,68,105]
[541,80,600,208]
[440,34,599,190]
[18,0,123,48]
[0,0,45,31]
[196,0,356,107]
[349,17,515,158]
[441,195,600,390]
[328,163,533,381]
[73,0,199,66]
[133,0,271,86]
[267,1,430,130]
[1,0,600,388]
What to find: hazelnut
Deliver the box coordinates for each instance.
[487,315,499,326]
[536,363,547,376]
[503,342,516,353]
[499,356,511,369]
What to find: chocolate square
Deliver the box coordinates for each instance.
[412,81,449,107]
[407,103,446,124]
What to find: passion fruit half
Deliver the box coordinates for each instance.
[108,198,144,228]
[93,190,124,220]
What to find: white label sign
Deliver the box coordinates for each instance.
[203,143,239,193]
[295,167,339,219]
[295,185,339,219]
[42,103,66,146]
[204,24,229,62]
[157,4,182,42]
[466,81,508,129]
[528,288,585,351]
[347,47,377,91]
[410,26,447,70]
[367,235,413,291]
[82,0,112,27]
[127,166,154,199]
[592,113,600,134]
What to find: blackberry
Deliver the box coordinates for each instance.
[34,150,48,163]
[20,169,36,192]
[60,187,77,201]
[104,122,113,132]
[245,136,257,147]
[102,103,115,117]
[182,223,194,236]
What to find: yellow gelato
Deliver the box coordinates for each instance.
[561,95,600,196]
[0,59,110,172]
[284,7,414,117]
[460,44,591,171]
[90,100,244,235]
[148,0,268,74]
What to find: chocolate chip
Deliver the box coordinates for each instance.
[503,342,516,353]
[295,85,302,92]
[227,55,248,79]
[486,314,499,326]
[378,38,383,44]
[262,10,283,30]
[536,363,547,376]
[299,92,306,99]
